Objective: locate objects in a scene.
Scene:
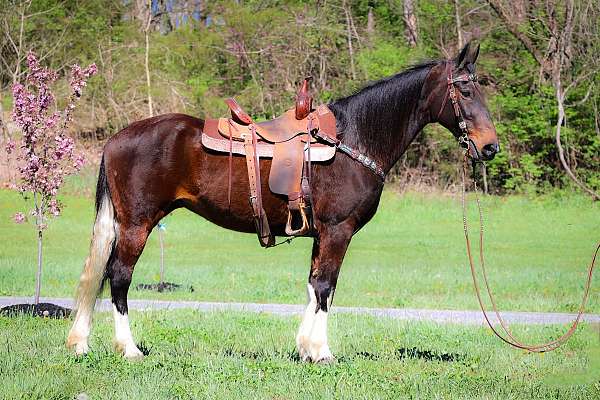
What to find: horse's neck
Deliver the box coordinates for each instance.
[343,99,430,173]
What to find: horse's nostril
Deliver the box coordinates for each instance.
[482,143,498,155]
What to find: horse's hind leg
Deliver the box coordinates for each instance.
[107,225,151,359]
[296,223,352,363]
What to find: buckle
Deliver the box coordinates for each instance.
[458,121,467,130]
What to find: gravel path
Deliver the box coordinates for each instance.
[2,296,599,326]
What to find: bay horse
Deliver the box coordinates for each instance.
[67,42,499,362]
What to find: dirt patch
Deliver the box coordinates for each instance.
[134,282,194,293]
[0,303,71,319]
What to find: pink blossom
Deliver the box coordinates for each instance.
[48,199,61,216]
[8,52,96,229]
[14,212,25,223]
[73,154,86,170]
[5,139,15,155]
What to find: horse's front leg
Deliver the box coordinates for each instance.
[296,223,353,363]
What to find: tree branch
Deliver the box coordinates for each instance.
[486,0,545,67]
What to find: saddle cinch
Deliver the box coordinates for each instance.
[202,78,338,247]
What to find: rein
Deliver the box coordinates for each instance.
[439,61,599,352]
[461,157,600,352]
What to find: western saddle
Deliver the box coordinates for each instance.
[202,78,338,247]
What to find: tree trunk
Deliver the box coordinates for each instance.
[482,163,488,194]
[454,0,463,49]
[33,191,43,305]
[342,0,357,80]
[555,87,600,200]
[594,98,600,138]
[157,0,173,35]
[367,7,375,38]
[158,227,165,284]
[34,229,42,305]
[144,0,154,117]
[403,0,418,47]
[513,0,527,24]
[134,0,151,31]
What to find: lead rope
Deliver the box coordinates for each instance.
[461,155,600,352]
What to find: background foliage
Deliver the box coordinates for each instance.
[1,0,598,194]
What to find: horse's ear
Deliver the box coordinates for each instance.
[455,41,480,69]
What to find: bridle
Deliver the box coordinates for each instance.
[437,63,599,353]
[437,62,481,159]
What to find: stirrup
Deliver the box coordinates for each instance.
[285,201,310,236]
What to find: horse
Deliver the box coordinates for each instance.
[67,41,499,362]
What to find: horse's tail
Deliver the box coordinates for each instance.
[73,155,117,312]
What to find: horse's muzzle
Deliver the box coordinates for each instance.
[480,142,500,161]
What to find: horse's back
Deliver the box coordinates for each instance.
[105,113,202,153]
[102,113,205,219]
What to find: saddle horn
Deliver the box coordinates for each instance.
[295,77,313,120]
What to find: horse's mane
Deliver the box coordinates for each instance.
[329,60,441,162]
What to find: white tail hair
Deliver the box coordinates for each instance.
[73,192,117,312]
[67,159,117,353]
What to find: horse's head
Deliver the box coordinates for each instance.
[427,41,499,161]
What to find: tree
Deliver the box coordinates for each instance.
[403,0,418,47]
[487,0,600,199]
[7,52,96,304]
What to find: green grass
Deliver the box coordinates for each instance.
[1,310,599,399]
[2,188,600,399]
[1,188,598,313]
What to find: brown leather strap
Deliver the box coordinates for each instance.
[461,156,599,352]
[437,62,473,149]
[225,98,253,125]
[227,120,233,208]
[243,127,273,247]
[250,126,263,220]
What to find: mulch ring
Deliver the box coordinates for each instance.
[135,282,194,293]
[0,303,72,319]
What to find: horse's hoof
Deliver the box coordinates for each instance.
[114,340,144,361]
[74,343,89,356]
[123,347,144,361]
[314,355,336,365]
[67,336,89,356]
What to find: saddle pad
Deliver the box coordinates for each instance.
[201,132,336,161]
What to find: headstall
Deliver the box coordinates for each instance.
[437,62,478,152]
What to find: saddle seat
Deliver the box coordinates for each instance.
[221,104,314,144]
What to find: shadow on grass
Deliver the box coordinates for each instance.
[137,341,152,356]
[220,346,464,364]
[339,348,463,363]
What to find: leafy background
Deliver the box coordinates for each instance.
[0,0,598,194]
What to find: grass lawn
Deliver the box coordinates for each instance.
[1,310,599,399]
[1,186,600,399]
[1,187,598,313]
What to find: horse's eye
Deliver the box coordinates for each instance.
[461,89,472,98]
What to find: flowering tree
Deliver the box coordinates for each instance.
[6,52,96,305]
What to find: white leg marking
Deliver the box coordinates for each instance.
[308,309,334,363]
[67,310,91,355]
[112,305,143,360]
[296,284,334,363]
[296,283,318,361]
